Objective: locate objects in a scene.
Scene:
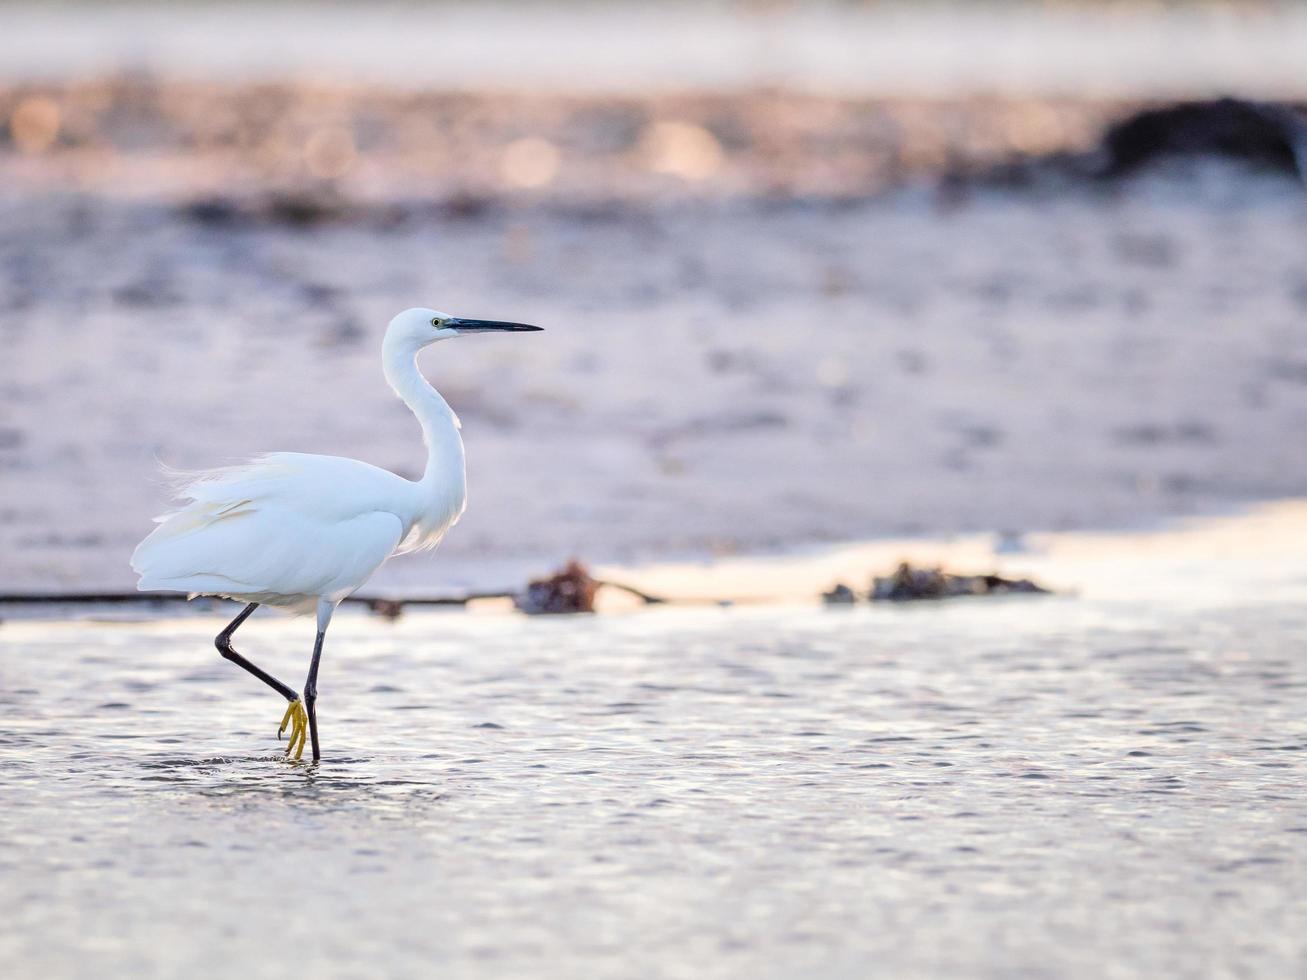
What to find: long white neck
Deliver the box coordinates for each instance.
[382,336,466,493]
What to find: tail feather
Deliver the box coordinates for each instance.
[131,452,408,605]
[130,503,260,584]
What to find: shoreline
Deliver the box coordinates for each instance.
[5,497,1303,620]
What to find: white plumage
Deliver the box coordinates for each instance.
[134,453,412,614]
[131,306,542,761]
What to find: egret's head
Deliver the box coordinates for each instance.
[386,307,543,351]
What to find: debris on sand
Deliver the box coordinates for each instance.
[515,560,601,615]
[366,598,406,620]
[821,583,858,605]
[871,562,1050,602]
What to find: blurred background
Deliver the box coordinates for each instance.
[4,0,1307,595]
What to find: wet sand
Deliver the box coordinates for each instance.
[5,166,1307,593]
[4,70,1307,595]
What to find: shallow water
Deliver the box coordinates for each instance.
[2,598,1306,978]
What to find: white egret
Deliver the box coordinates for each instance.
[131,307,543,762]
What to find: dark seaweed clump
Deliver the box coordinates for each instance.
[515,560,599,615]
[824,563,1050,604]
[873,563,1049,601]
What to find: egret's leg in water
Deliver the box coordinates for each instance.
[214,603,307,757]
[302,600,337,763]
[303,630,327,763]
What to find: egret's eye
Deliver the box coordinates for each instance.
[431,317,444,328]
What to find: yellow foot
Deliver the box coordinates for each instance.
[279,699,308,760]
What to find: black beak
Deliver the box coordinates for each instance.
[447,317,544,334]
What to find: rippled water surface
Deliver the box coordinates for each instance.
[2,599,1306,978]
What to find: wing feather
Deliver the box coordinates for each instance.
[133,454,411,605]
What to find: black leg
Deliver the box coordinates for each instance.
[214,602,299,703]
[303,629,327,763]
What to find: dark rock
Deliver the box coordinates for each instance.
[1100,98,1307,179]
[948,98,1307,191]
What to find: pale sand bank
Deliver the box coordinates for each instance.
[594,498,1307,610]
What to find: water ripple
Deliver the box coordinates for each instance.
[1,600,1306,978]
